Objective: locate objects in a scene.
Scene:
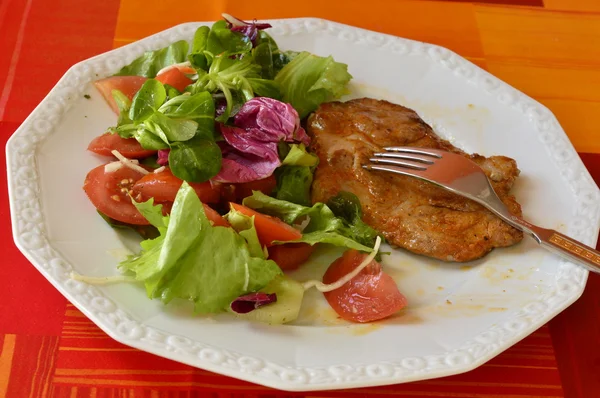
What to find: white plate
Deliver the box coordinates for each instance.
[6,18,600,391]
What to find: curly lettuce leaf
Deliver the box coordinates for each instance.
[97,210,160,240]
[274,166,313,207]
[326,191,382,250]
[120,183,281,313]
[225,208,267,259]
[242,191,375,253]
[274,51,352,118]
[281,144,318,167]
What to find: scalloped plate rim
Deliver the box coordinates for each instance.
[5,17,600,392]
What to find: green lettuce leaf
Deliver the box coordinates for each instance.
[326,191,380,249]
[225,208,267,259]
[247,78,281,100]
[274,51,352,118]
[274,166,313,206]
[242,191,327,226]
[97,210,160,240]
[120,183,281,313]
[131,197,168,230]
[281,144,318,167]
[115,40,189,78]
[295,231,374,252]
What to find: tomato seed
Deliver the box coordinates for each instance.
[111,195,121,202]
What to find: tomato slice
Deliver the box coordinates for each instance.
[156,68,194,92]
[88,132,157,159]
[202,203,230,227]
[268,243,316,271]
[131,168,221,204]
[233,175,277,202]
[322,250,407,323]
[229,203,302,247]
[83,163,150,225]
[160,200,229,227]
[157,63,197,76]
[94,76,147,115]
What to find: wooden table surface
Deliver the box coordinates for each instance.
[1,0,599,397]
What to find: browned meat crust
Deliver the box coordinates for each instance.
[308,98,523,262]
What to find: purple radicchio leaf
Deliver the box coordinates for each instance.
[234,97,310,145]
[215,99,227,118]
[213,128,280,183]
[222,14,272,46]
[230,292,277,314]
[212,98,311,183]
[157,149,170,166]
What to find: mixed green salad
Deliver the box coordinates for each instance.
[81,15,407,324]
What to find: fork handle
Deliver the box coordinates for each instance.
[510,217,600,274]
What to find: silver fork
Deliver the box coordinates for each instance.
[363,146,600,274]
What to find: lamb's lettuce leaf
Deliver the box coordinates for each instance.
[115,40,189,78]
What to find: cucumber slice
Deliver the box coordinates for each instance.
[231,276,304,324]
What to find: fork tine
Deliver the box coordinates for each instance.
[362,164,429,180]
[368,157,428,171]
[383,147,442,158]
[373,152,435,165]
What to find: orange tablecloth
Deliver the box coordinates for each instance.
[2,0,600,397]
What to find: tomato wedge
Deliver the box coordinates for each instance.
[229,203,301,247]
[132,168,221,204]
[83,163,150,225]
[88,132,157,159]
[94,76,147,115]
[268,243,316,271]
[156,68,194,92]
[322,250,407,323]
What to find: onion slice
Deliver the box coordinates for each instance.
[302,236,382,292]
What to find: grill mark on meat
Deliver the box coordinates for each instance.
[307,98,523,262]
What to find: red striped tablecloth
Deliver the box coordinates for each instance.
[1,0,599,397]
